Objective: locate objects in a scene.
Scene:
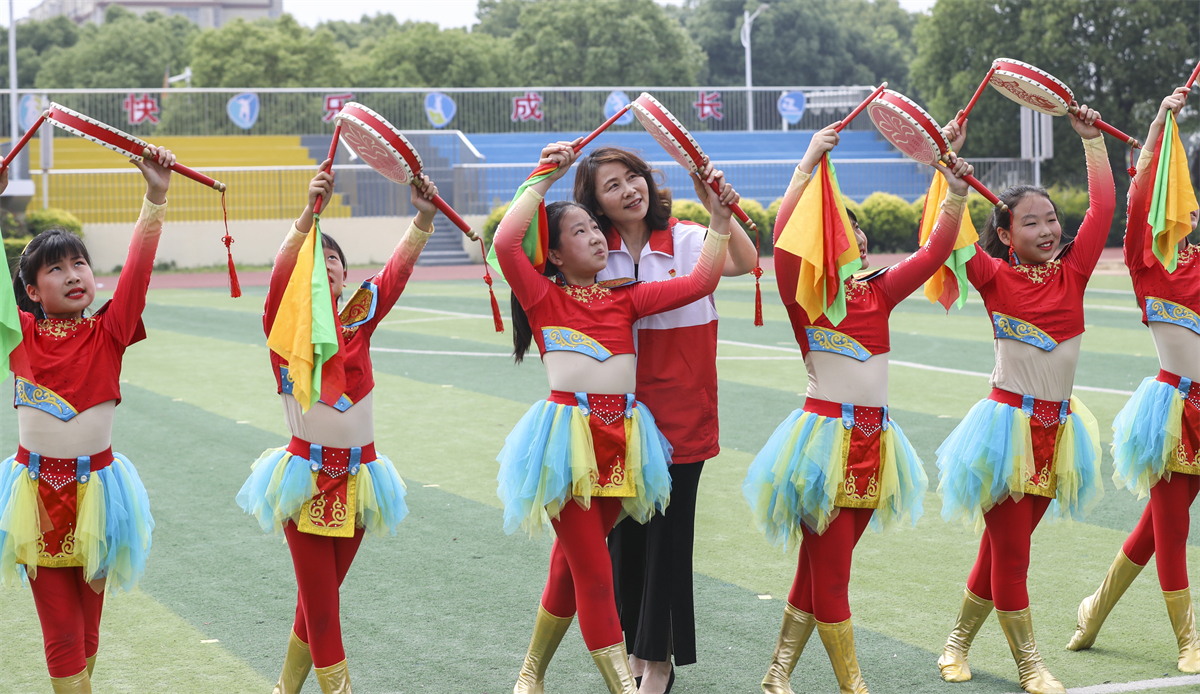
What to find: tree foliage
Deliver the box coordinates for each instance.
[0,15,78,88]
[681,0,916,90]
[188,15,344,87]
[36,7,195,88]
[507,0,705,86]
[911,0,1198,190]
[358,22,515,88]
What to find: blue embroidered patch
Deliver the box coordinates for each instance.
[542,327,613,362]
[1146,297,1200,337]
[804,327,871,361]
[991,312,1058,351]
[14,378,77,422]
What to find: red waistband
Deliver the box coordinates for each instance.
[548,390,636,409]
[16,445,114,471]
[286,436,377,464]
[802,397,887,431]
[1158,369,1189,388]
[988,388,1068,409]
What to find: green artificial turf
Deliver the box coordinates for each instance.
[1,276,1199,693]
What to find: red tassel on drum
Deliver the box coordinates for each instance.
[221,191,241,298]
[480,239,504,332]
[1127,146,1137,178]
[751,221,764,327]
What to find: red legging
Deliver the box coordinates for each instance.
[538,497,624,650]
[1121,473,1200,592]
[283,521,366,668]
[964,495,1051,611]
[785,507,874,623]
[29,566,105,678]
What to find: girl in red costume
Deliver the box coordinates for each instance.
[744,125,974,694]
[936,105,1114,694]
[573,147,758,694]
[0,148,174,693]
[496,140,734,694]
[1065,87,1200,671]
[237,163,440,694]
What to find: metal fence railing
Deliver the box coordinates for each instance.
[0,86,879,139]
[454,158,1036,215]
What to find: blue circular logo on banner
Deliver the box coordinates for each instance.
[425,92,456,129]
[227,92,260,130]
[777,91,806,125]
[604,91,635,125]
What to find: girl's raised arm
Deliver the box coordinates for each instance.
[106,146,173,345]
[265,164,332,334]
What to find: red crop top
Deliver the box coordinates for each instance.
[264,221,432,410]
[772,168,965,360]
[10,199,165,421]
[494,188,728,361]
[966,137,1115,351]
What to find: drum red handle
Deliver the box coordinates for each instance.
[1066,105,1141,148]
[429,192,474,237]
[575,103,633,152]
[701,174,755,229]
[314,123,341,215]
[166,159,226,192]
[959,171,1007,211]
[1187,61,1200,91]
[834,82,887,133]
[0,113,47,173]
[958,67,995,125]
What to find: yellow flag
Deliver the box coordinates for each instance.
[918,171,977,310]
[267,229,317,411]
[1148,112,1199,272]
[776,156,861,325]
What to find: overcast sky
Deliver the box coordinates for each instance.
[3,0,939,28]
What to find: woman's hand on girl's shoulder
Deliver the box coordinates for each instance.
[132,145,175,204]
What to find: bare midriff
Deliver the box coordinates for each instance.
[804,351,889,407]
[1150,322,1200,382]
[282,390,375,448]
[18,400,116,458]
[991,335,1082,402]
[543,351,637,395]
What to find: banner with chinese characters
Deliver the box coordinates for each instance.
[124,93,160,125]
[693,91,723,121]
[511,92,544,122]
[323,93,354,123]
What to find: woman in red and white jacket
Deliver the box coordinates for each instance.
[573,146,758,693]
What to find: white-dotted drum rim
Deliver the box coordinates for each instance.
[867,89,946,165]
[334,102,423,184]
[631,92,707,172]
[990,58,1073,116]
[47,102,150,161]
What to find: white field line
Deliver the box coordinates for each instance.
[378,306,506,327]
[1009,674,1200,694]
[716,340,1135,396]
[370,347,509,357]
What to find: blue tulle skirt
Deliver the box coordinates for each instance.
[1112,376,1188,498]
[496,398,673,536]
[742,407,927,548]
[236,448,408,538]
[0,452,153,592]
[937,395,1103,530]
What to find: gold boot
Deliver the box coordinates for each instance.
[313,660,351,694]
[1066,550,1143,651]
[273,630,313,694]
[997,608,1065,694]
[762,603,816,694]
[1163,589,1200,672]
[816,618,868,694]
[49,668,92,694]
[85,655,96,679]
[590,642,638,694]
[938,588,993,682]
[514,605,573,694]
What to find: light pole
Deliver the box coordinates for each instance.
[8,0,16,179]
[740,3,768,132]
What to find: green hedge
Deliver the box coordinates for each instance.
[26,208,83,237]
[671,199,709,226]
[481,204,507,251]
[5,236,30,274]
[858,192,919,252]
